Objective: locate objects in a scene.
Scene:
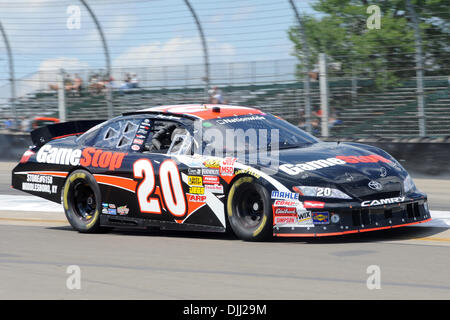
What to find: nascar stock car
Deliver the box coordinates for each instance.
[12,104,431,241]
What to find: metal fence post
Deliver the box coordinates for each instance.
[58,69,66,122]
[184,0,210,103]
[229,62,233,86]
[0,21,17,123]
[185,64,189,88]
[319,53,329,137]
[288,0,312,133]
[405,0,426,137]
[79,0,113,118]
[252,61,256,84]
[351,63,358,107]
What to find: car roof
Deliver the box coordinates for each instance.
[132,104,264,120]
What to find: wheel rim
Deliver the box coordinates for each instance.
[71,180,97,222]
[234,183,265,229]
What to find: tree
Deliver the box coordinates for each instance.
[288,0,449,88]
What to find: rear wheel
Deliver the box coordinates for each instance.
[227,176,273,241]
[62,170,104,233]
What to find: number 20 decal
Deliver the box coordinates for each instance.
[133,159,187,217]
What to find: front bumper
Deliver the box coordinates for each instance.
[273,196,431,237]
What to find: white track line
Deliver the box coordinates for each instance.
[0,195,63,212]
[421,211,450,228]
[0,195,448,228]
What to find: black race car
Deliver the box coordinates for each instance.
[12,104,431,241]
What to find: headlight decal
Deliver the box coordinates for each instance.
[294,186,352,199]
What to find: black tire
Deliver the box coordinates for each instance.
[227,176,273,241]
[62,169,103,233]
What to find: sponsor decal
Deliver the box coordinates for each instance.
[203,175,220,184]
[202,168,220,176]
[273,207,297,216]
[361,196,405,207]
[77,147,127,171]
[203,158,221,169]
[234,168,261,179]
[36,145,126,171]
[117,205,130,215]
[133,138,144,145]
[36,145,82,166]
[188,168,202,175]
[187,194,207,202]
[273,200,298,207]
[131,145,140,151]
[22,182,55,194]
[219,166,234,176]
[220,157,237,176]
[222,157,237,166]
[272,207,314,227]
[312,212,330,225]
[271,190,299,200]
[336,155,391,164]
[304,201,325,209]
[274,216,297,225]
[297,211,314,225]
[108,204,116,209]
[189,186,205,194]
[216,115,265,125]
[107,208,117,215]
[22,174,58,194]
[279,154,392,176]
[27,174,53,184]
[188,176,203,186]
[204,184,224,194]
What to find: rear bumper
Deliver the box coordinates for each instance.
[273,198,431,237]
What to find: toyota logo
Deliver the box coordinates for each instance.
[368,180,383,191]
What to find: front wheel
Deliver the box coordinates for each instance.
[227,176,273,241]
[62,169,103,233]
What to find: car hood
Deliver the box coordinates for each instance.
[248,142,408,200]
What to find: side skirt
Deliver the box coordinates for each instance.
[100,215,226,233]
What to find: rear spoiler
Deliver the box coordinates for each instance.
[30,120,106,148]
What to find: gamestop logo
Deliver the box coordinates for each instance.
[279,154,392,176]
[36,145,127,171]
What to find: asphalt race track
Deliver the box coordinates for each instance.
[1,162,449,299]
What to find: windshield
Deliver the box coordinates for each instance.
[198,113,318,154]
